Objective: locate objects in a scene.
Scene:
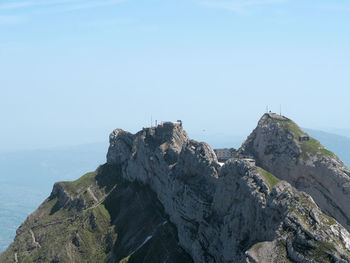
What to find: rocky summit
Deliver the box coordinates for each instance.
[239,113,350,232]
[1,117,350,263]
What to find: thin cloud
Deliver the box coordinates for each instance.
[200,0,286,13]
[56,0,127,12]
[0,15,26,25]
[0,0,80,10]
[0,0,128,26]
[0,0,127,12]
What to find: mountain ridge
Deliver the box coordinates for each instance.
[1,116,350,262]
[239,113,350,232]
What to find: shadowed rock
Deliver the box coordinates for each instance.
[1,119,350,263]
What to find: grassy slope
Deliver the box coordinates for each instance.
[257,167,280,192]
[0,143,107,253]
[0,165,193,263]
[305,129,350,167]
[257,165,348,261]
[269,115,335,160]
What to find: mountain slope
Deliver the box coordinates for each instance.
[0,142,107,252]
[305,129,350,167]
[239,113,350,232]
[1,119,350,262]
[0,164,192,263]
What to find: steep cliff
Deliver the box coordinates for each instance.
[239,113,350,232]
[106,122,350,262]
[0,164,193,263]
[1,120,350,263]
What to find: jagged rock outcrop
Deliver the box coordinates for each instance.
[239,113,350,232]
[1,118,350,262]
[106,121,350,262]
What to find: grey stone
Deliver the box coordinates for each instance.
[239,113,350,232]
[106,121,350,263]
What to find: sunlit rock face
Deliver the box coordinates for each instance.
[239,113,350,232]
[2,118,350,263]
[106,120,350,262]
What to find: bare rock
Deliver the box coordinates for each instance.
[239,113,350,231]
[105,121,350,262]
[3,117,350,263]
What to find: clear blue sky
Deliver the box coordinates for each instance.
[1,0,350,151]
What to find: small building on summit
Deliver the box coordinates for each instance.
[299,135,310,142]
[239,155,256,165]
[214,148,236,162]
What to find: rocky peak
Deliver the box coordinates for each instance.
[107,121,189,167]
[107,129,135,165]
[239,113,350,232]
[104,121,350,262]
[175,140,220,178]
[2,118,350,263]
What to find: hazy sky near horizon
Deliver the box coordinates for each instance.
[1,0,350,151]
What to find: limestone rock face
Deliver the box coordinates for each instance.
[239,113,350,231]
[106,121,350,262]
[2,118,350,263]
[107,128,135,165]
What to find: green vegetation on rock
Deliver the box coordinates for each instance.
[258,167,280,191]
[269,115,335,160]
[60,168,100,196]
[280,120,304,138]
[0,164,193,263]
[300,138,335,159]
[310,241,336,262]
